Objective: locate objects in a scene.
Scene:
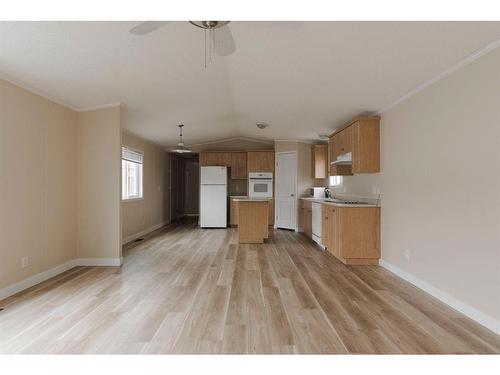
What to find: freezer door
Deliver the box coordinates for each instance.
[200,184,227,227]
[201,166,227,185]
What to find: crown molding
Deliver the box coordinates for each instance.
[274,139,315,144]
[77,102,122,112]
[0,72,79,111]
[377,38,500,115]
[122,129,166,149]
[188,136,274,148]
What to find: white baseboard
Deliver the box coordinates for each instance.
[0,259,78,301]
[0,257,123,302]
[76,258,122,267]
[122,221,168,244]
[379,259,500,335]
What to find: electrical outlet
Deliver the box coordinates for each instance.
[404,248,411,261]
[21,256,29,268]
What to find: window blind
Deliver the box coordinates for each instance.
[122,147,143,164]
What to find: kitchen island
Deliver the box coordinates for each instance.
[233,198,271,243]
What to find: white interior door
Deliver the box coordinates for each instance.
[275,152,297,230]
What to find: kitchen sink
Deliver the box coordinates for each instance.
[324,198,369,205]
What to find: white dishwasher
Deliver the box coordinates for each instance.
[311,202,324,248]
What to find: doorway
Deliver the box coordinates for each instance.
[275,151,297,230]
[169,153,199,222]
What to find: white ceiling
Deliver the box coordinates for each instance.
[0,21,499,148]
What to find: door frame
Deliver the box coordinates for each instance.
[274,151,298,231]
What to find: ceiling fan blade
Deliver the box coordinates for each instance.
[129,21,172,35]
[215,25,236,56]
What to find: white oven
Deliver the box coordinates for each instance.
[248,172,273,198]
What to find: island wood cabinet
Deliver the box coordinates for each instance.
[199,151,247,179]
[231,196,274,227]
[322,204,380,265]
[238,200,270,243]
[230,198,240,226]
[329,117,380,176]
[311,144,328,179]
[247,151,275,172]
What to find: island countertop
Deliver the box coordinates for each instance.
[232,197,272,202]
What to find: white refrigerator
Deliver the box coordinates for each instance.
[200,166,227,228]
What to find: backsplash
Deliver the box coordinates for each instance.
[330,173,381,204]
[229,179,248,196]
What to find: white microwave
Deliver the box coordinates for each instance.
[248,172,273,198]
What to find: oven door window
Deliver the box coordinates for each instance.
[253,183,269,193]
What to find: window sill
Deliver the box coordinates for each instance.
[122,197,144,202]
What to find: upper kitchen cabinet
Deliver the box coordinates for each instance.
[329,116,380,176]
[200,151,247,179]
[200,151,231,167]
[247,151,275,172]
[200,152,230,167]
[230,152,247,179]
[311,144,328,179]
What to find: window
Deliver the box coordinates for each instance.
[329,175,343,187]
[122,147,143,200]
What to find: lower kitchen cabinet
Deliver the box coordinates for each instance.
[268,199,275,226]
[323,204,380,265]
[300,200,312,237]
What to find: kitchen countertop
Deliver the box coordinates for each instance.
[232,197,272,202]
[300,197,379,208]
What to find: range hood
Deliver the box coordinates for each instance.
[330,152,352,165]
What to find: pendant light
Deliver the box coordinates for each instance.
[170,124,192,153]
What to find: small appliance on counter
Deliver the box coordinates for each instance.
[310,187,326,198]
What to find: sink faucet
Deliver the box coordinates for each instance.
[325,188,333,199]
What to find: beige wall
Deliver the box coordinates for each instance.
[334,48,500,324]
[77,107,122,260]
[122,132,170,242]
[0,79,78,289]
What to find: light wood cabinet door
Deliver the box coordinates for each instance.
[312,144,328,179]
[268,199,275,226]
[321,204,330,247]
[331,207,340,258]
[248,151,275,172]
[351,119,380,173]
[215,152,231,167]
[230,152,247,179]
[200,152,229,167]
[200,152,215,166]
[304,207,312,238]
[230,199,239,226]
[299,204,305,231]
[339,126,353,154]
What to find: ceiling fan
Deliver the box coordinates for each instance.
[129,21,236,65]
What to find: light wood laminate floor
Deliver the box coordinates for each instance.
[1,219,499,354]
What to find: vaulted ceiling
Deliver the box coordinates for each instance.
[0,21,499,149]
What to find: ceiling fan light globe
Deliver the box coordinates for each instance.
[189,21,230,29]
